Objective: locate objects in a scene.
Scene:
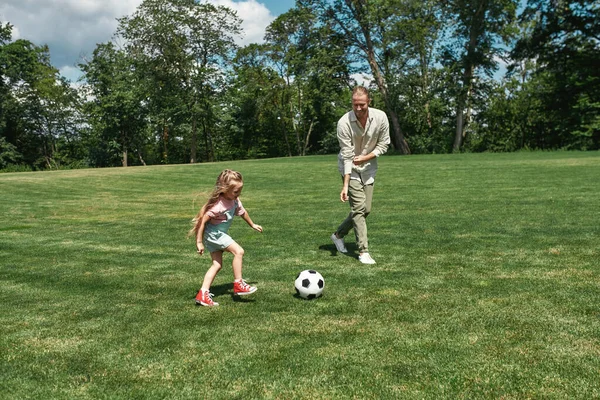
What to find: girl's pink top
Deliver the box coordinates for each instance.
[205,196,246,225]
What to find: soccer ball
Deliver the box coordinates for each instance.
[294,270,324,299]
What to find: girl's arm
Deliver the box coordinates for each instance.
[241,211,263,233]
[196,213,212,255]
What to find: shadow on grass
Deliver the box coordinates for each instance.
[318,243,359,259]
[292,293,323,301]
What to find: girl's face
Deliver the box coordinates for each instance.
[223,181,243,200]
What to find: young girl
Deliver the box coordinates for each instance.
[190,169,263,307]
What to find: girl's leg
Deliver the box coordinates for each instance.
[224,241,244,281]
[226,241,257,295]
[201,251,223,291]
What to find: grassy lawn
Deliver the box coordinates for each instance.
[1,151,599,399]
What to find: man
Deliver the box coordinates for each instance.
[331,86,390,264]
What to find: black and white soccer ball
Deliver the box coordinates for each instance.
[294,270,324,299]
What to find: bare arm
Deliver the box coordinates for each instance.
[340,173,350,202]
[241,211,263,233]
[196,213,212,255]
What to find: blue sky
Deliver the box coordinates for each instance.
[0,0,298,82]
[262,0,296,16]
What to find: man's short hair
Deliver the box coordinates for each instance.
[352,86,370,99]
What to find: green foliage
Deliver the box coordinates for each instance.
[115,0,242,164]
[511,0,600,150]
[221,6,352,160]
[264,5,351,156]
[79,43,149,167]
[1,152,600,398]
[442,0,520,151]
[0,136,22,168]
[0,27,83,170]
[2,0,599,171]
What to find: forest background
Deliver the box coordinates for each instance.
[0,0,598,171]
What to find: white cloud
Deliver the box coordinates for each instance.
[0,0,141,70]
[351,73,373,87]
[210,0,274,45]
[1,19,20,39]
[0,0,276,81]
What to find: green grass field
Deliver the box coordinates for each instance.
[1,152,599,399]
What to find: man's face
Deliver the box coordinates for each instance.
[352,93,369,119]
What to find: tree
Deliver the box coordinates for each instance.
[511,0,600,149]
[117,0,242,164]
[1,27,82,170]
[0,22,17,165]
[443,0,519,152]
[377,0,449,153]
[80,43,149,167]
[265,5,352,156]
[306,0,411,154]
[229,44,293,158]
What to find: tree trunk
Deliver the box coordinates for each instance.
[453,61,475,152]
[453,0,485,152]
[368,50,410,154]
[121,129,128,167]
[282,122,292,157]
[191,117,197,163]
[138,150,147,166]
[294,83,302,155]
[453,103,465,153]
[303,118,316,156]
[352,2,410,154]
[162,123,169,164]
[419,48,433,135]
[202,118,215,162]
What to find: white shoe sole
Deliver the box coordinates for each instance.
[358,256,376,264]
[234,288,257,296]
[196,300,219,306]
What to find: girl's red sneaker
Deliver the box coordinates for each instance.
[233,280,257,296]
[195,290,219,306]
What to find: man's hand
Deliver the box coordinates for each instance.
[340,186,349,202]
[353,154,369,165]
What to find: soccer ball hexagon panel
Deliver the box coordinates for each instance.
[294,270,324,299]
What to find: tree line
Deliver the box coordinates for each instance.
[0,0,598,171]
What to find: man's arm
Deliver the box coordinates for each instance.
[337,117,355,176]
[340,173,350,202]
[372,115,391,157]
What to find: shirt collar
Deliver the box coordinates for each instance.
[350,110,371,127]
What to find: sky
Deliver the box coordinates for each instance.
[0,0,297,82]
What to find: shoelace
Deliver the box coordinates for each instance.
[238,280,249,289]
[205,292,215,303]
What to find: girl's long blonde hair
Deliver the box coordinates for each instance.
[189,169,243,239]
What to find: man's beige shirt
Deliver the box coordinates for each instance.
[337,107,390,184]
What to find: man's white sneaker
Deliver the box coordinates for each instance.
[358,253,376,264]
[331,233,347,253]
